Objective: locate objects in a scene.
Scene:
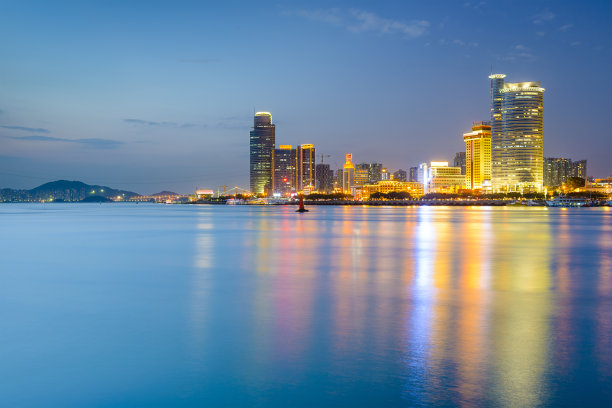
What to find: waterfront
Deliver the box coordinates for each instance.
[1,204,611,406]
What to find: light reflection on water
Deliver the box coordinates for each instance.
[1,204,611,406]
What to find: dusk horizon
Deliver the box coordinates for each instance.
[1,0,610,193]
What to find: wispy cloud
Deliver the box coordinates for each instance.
[463,1,486,10]
[532,10,556,24]
[498,45,536,61]
[287,8,430,39]
[1,125,51,133]
[123,118,195,128]
[8,135,123,149]
[559,24,573,31]
[570,41,581,47]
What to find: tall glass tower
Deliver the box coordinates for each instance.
[500,82,545,191]
[249,112,275,195]
[489,74,506,188]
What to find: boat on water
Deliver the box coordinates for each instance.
[546,196,587,207]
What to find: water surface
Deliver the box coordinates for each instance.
[1,204,611,406]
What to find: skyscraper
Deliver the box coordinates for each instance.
[490,74,545,192]
[409,167,418,182]
[489,74,506,188]
[544,157,588,187]
[249,112,275,195]
[464,121,492,190]
[274,145,296,196]
[296,144,316,193]
[393,169,407,182]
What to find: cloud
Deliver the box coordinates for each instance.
[463,2,486,10]
[1,125,51,133]
[287,8,429,39]
[123,118,195,128]
[570,41,581,46]
[8,135,123,149]
[347,9,429,38]
[559,24,573,31]
[532,10,556,24]
[536,31,546,36]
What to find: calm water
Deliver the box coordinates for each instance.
[1,203,611,407]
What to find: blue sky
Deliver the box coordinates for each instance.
[1,0,610,193]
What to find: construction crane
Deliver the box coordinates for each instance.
[320,154,331,163]
[216,185,229,197]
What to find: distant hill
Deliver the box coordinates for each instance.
[151,191,179,196]
[0,180,140,202]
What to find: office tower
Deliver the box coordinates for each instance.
[296,144,316,193]
[316,164,333,193]
[249,112,275,195]
[409,167,418,182]
[393,169,407,182]
[464,121,492,189]
[335,168,343,191]
[453,152,466,175]
[489,74,506,188]
[342,154,355,193]
[274,145,296,196]
[368,163,383,183]
[418,163,429,192]
[490,75,545,192]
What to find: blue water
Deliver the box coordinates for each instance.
[1,203,611,407]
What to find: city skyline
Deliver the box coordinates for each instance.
[1,0,610,193]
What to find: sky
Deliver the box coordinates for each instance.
[1,0,610,194]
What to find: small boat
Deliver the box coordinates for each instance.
[546,196,587,207]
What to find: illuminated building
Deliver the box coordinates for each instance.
[342,154,355,193]
[316,163,333,193]
[453,152,466,175]
[354,167,370,186]
[296,144,316,192]
[393,169,407,182]
[274,145,296,196]
[464,121,492,189]
[544,158,588,187]
[249,112,275,195]
[361,180,424,199]
[420,161,465,193]
[490,74,545,192]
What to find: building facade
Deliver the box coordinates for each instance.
[490,74,545,192]
[361,180,424,199]
[544,157,588,187]
[249,112,275,195]
[274,145,296,196]
[393,169,407,181]
[463,121,492,190]
[315,163,334,193]
[342,154,355,193]
[453,152,466,175]
[409,167,419,182]
[296,144,316,193]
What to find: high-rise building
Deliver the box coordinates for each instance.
[572,160,587,179]
[544,157,588,187]
[490,75,545,192]
[464,121,492,190]
[453,152,466,175]
[342,154,355,193]
[490,74,506,188]
[316,164,333,193]
[354,168,370,186]
[249,112,275,195]
[393,169,407,182]
[381,168,390,181]
[296,144,316,193]
[419,162,465,193]
[409,167,418,182]
[274,145,296,196]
